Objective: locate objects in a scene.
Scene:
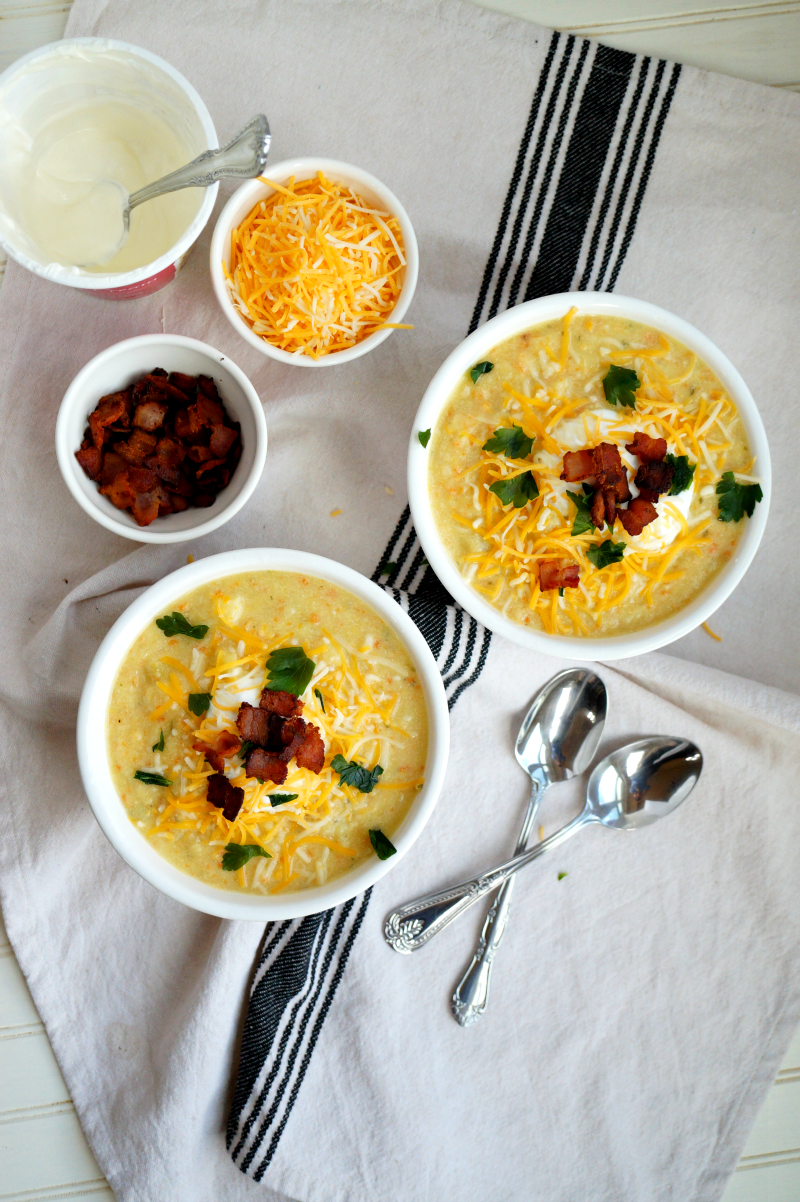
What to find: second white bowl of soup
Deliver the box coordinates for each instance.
[78,549,449,919]
[411,293,770,659]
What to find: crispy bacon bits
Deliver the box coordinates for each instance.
[193,730,241,774]
[75,369,242,527]
[561,432,677,539]
[206,772,245,821]
[539,562,581,591]
[235,695,325,785]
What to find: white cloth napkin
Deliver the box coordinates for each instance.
[1,1,800,1200]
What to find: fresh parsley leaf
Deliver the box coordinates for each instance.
[489,471,539,509]
[716,471,763,522]
[266,646,315,696]
[558,871,568,881]
[134,770,172,787]
[666,454,697,495]
[418,429,431,448]
[151,729,165,753]
[378,562,397,577]
[602,365,640,409]
[558,588,564,597]
[221,843,271,871]
[567,489,596,536]
[155,611,208,640]
[470,360,494,384]
[239,740,255,760]
[314,687,325,713]
[482,424,533,459]
[188,692,212,716]
[332,754,384,794]
[587,540,626,569]
[369,829,397,860]
[269,793,299,807]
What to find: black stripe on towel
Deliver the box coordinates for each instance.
[229,32,682,1184]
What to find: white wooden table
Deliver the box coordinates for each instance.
[1,3,798,1198]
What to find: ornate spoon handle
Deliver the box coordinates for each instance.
[451,777,544,1026]
[384,811,590,954]
[127,114,271,215]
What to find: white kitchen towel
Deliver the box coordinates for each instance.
[1,1,799,1201]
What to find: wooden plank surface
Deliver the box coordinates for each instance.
[0,2,798,1198]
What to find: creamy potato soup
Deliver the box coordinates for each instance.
[108,572,428,893]
[428,309,763,637]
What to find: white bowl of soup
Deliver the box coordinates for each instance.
[411,293,770,659]
[77,549,449,919]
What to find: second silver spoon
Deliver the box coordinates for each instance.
[451,668,606,1027]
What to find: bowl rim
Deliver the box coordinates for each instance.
[0,37,219,290]
[77,548,450,919]
[55,333,268,544]
[408,291,771,660]
[209,157,419,367]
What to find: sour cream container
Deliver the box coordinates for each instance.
[0,38,218,300]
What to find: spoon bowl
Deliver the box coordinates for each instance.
[516,668,607,783]
[588,737,703,830]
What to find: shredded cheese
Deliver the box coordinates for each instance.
[223,172,406,359]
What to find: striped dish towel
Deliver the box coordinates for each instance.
[227,36,679,1177]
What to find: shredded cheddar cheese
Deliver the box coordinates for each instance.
[224,172,406,359]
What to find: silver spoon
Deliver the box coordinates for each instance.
[83,115,271,266]
[451,668,606,1027]
[385,736,702,955]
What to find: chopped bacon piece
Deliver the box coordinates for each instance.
[169,493,189,512]
[635,460,674,497]
[245,747,288,785]
[279,716,307,762]
[168,371,197,397]
[590,489,606,530]
[561,448,596,482]
[100,450,127,488]
[150,437,185,467]
[625,431,667,463]
[145,458,192,493]
[89,392,131,448]
[636,488,659,503]
[603,489,617,528]
[295,724,325,773]
[114,429,157,464]
[197,376,219,398]
[195,456,228,477]
[209,424,238,458]
[236,702,273,746]
[174,395,224,439]
[539,562,581,591]
[133,400,168,432]
[205,772,245,820]
[593,443,626,494]
[259,689,304,718]
[187,445,215,464]
[193,731,241,773]
[618,497,659,537]
[75,445,103,481]
[100,468,136,512]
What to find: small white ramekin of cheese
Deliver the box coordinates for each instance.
[0,38,218,300]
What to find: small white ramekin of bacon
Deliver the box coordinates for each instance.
[56,334,267,543]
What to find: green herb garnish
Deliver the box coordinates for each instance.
[482,424,533,460]
[378,562,397,577]
[470,360,494,384]
[188,692,212,716]
[314,688,326,712]
[239,740,255,760]
[155,611,208,640]
[418,429,431,448]
[269,793,299,807]
[221,843,272,871]
[666,454,697,496]
[489,471,539,509]
[151,730,165,753]
[602,365,640,409]
[567,488,596,536]
[266,646,315,697]
[558,588,564,597]
[558,872,568,881]
[587,540,626,569]
[716,472,763,522]
[369,829,397,860]
[134,770,172,787]
[332,754,384,794]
